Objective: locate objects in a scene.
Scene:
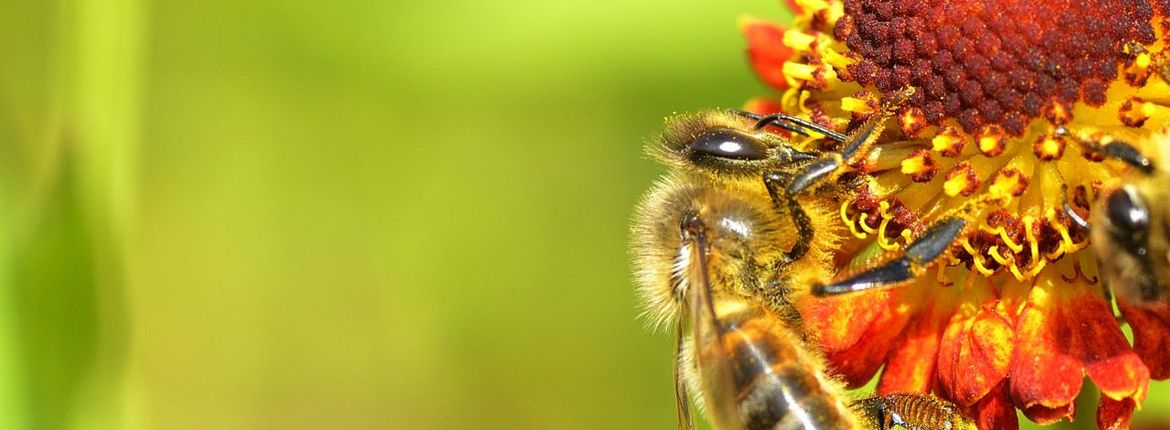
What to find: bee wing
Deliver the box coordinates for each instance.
[673,326,695,430]
[685,235,746,430]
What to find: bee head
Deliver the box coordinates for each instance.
[651,111,814,180]
[1095,184,1170,304]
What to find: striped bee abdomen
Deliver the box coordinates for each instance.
[716,305,855,430]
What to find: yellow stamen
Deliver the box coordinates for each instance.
[821,47,853,71]
[988,169,1025,200]
[988,245,1011,265]
[877,214,900,251]
[783,62,818,82]
[931,126,966,157]
[901,153,929,175]
[858,213,880,234]
[841,96,874,114]
[899,107,928,137]
[977,125,1007,157]
[1120,97,1156,127]
[1009,263,1026,282]
[794,0,831,13]
[1023,215,1039,263]
[783,29,816,51]
[1032,133,1065,161]
[1026,259,1047,278]
[943,163,978,197]
[825,0,844,24]
[972,254,996,277]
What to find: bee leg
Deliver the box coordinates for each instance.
[731,110,849,142]
[812,217,966,296]
[763,88,916,262]
[763,170,817,261]
[1061,184,1090,230]
[1056,127,1154,174]
[851,394,975,430]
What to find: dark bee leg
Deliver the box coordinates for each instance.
[851,394,975,430]
[1056,127,1154,174]
[812,217,966,296]
[759,88,916,262]
[762,106,900,262]
[1061,184,1090,230]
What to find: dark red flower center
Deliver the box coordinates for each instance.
[835,0,1167,135]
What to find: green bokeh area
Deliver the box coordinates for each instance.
[0,0,1166,429]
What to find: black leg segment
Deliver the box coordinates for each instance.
[1102,139,1154,174]
[812,217,967,297]
[763,171,814,261]
[730,110,848,142]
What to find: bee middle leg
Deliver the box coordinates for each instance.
[811,190,1009,297]
[811,216,966,296]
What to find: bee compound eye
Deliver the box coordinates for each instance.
[689,129,768,161]
[1107,187,1150,248]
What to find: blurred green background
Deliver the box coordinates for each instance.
[0,0,1166,429]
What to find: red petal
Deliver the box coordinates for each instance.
[801,289,912,387]
[1098,396,1136,430]
[1022,403,1076,425]
[1009,277,1150,416]
[782,0,803,15]
[742,98,784,115]
[969,381,1019,430]
[877,298,951,394]
[740,17,793,90]
[938,301,1014,406]
[1117,301,1170,380]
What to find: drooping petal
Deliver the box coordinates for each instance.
[739,17,793,90]
[968,380,1019,430]
[877,296,953,394]
[781,0,803,15]
[1009,275,1150,422]
[1117,301,1170,380]
[938,301,1014,406]
[1097,396,1136,430]
[1022,403,1077,426]
[801,288,912,387]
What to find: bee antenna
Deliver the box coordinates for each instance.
[729,110,849,142]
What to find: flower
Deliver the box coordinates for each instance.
[740,0,1170,428]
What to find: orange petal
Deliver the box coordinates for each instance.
[968,380,1019,430]
[1117,301,1170,380]
[1010,277,1150,418]
[938,302,1014,406]
[1022,403,1076,425]
[877,299,951,395]
[1098,396,1136,430]
[801,289,911,387]
[782,0,802,15]
[739,17,793,90]
[742,97,784,115]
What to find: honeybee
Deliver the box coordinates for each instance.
[631,98,976,429]
[1062,129,1170,306]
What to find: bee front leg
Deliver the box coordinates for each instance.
[851,394,975,430]
[1056,127,1153,174]
[762,89,913,262]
